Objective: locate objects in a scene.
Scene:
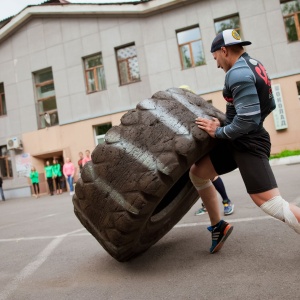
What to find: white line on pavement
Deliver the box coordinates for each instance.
[0,216,273,243]
[0,228,85,300]
[0,228,86,243]
[0,237,64,300]
[174,215,272,228]
[0,214,59,230]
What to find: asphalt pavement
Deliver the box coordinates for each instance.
[0,162,300,300]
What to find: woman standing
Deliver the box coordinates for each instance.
[52,158,63,194]
[63,157,75,196]
[44,160,54,196]
[29,166,40,198]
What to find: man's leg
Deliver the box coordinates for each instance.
[190,154,233,253]
[212,176,234,215]
[190,155,220,225]
[235,149,300,234]
[250,189,300,233]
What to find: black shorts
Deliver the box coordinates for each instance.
[209,130,278,194]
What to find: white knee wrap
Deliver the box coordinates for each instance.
[260,196,300,234]
[189,171,212,191]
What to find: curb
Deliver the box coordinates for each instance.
[269,155,300,166]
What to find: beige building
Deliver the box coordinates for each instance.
[0,0,299,198]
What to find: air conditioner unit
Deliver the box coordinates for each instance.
[7,137,22,150]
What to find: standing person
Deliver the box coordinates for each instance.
[78,152,84,177]
[44,160,54,196]
[52,158,63,194]
[29,166,40,198]
[0,176,5,201]
[195,176,234,216]
[63,157,75,196]
[189,29,300,254]
[82,150,91,167]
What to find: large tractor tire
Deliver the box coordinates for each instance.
[72,88,225,262]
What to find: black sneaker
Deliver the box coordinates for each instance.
[207,220,233,254]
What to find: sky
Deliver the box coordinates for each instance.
[0,0,140,21]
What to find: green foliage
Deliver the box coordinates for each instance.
[215,16,240,33]
[270,149,300,159]
[284,16,298,41]
[95,123,112,135]
[281,0,300,41]
[281,0,300,16]
[195,55,205,66]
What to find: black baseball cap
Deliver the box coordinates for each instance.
[211,29,251,53]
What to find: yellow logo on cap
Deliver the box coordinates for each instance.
[232,30,241,40]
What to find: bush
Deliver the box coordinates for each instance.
[270,149,300,159]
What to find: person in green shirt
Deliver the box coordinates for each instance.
[44,160,54,196]
[52,158,63,195]
[29,166,40,198]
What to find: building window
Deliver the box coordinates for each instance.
[84,53,107,93]
[214,15,241,34]
[0,83,7,116]
[297,81,300,100]
[34,68,59,129]
[281,0,300,42]
[176,26,205,69]
[0,145,13,179]
[116,44,140,85]
[94,123,112,145]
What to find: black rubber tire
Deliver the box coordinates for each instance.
[72,88,225,262]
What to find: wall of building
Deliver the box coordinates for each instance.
[268,74,300,153]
